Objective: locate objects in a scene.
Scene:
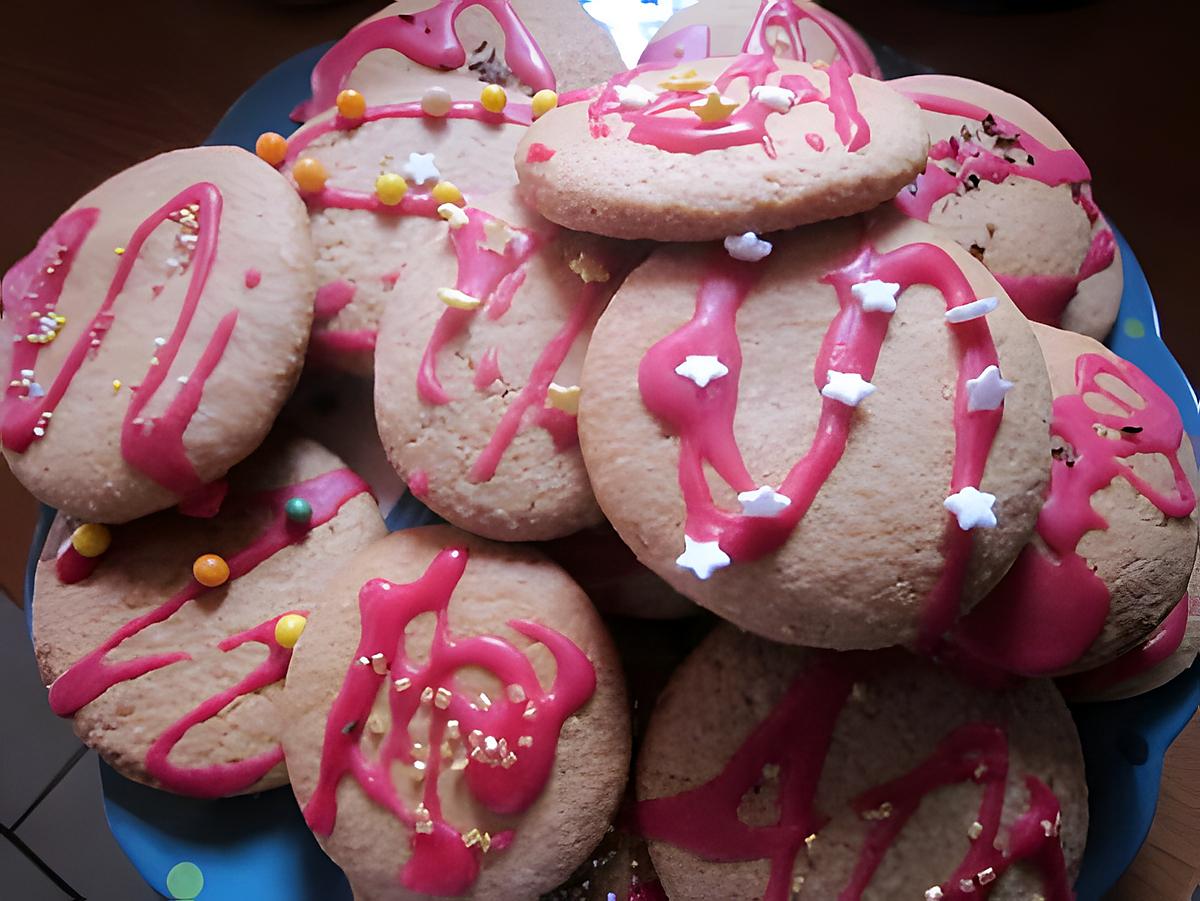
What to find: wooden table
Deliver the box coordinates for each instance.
[0,1,1197,897]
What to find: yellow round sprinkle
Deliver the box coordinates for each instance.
[336,89,367,119]
[111,379,122,393]
[480,84,508,114]
[255,131,288,166]
[274,614,308,649]
[421,86,453,117]
[431,181,463,205]
[531,89,558,119]
[71,523,111,559]
[375,172,409,206]
[293,157,328,193]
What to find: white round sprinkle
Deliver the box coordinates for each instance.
[421,87,453,117]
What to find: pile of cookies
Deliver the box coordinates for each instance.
[4,1,1197,899]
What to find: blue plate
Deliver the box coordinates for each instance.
[23,19,1200,901]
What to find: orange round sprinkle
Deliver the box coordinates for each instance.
[193,554,230,588]
[293,157,328,193]
[255,132,288,167]
[336,89,367,120]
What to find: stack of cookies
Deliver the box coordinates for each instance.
[4,1,1196,899]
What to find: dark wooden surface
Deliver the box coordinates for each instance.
[0,1,1197,897]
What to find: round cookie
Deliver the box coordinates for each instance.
[1062,551,1200,702]
[953,324,1198,676]
[641,0,881,78]
[374,189,635,541]
[281,525,631,901]
[514,55,929,241]
[277,83,530,374]
[637,625,1088,901]
[580,212,1052,650]
[293,0,625,121]
[891,74,1122,339]
[0,146,317,523]
[31,436,385,797]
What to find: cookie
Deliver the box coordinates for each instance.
[580,212,1052,650]
[31,436,385,797]
[273,82,530,374]
[637,625,1088,901]
[373,189,636,541]
[641,0,880,78]
[281,525,630,900]
[514,55,929,241]
[953,324,1198,676]
[1061,552,1200,702]
[890,74,1122,339]
[1,146,317,523]
[293,0,624,121]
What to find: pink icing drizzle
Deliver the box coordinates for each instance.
[416,208,605,484]
[894,91,1116,326]
[473,346,503,389]
[637,653,1071,901]
[953,353,1196,675]
[1,185,238,510]
[805,132,825,151]
[314,279,357,322]
[293,0,556,121]
[1060,594,1193,697]
[408,469,429,499]
[46,468,371,796]
[588,54,869,159]
[526,142,556,163]
[638,239,1003,646]
[244,268,261,288]
[742,0,882,78]
[302,546,596,896]
[55,539,102,584]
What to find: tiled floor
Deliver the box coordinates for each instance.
[0,593,159,900]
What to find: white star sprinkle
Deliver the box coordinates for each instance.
[402,152,440,185]
[614,83,658,109]
[945,296,999,323]
[821,370,876,407]
[925,888,944,901]
[965,365,1014,412]
[851,279,901,313]
[944,487,998,530]
[751,84,796,113]
[675,535,731,580]
[674,355,729,388]
[724,232,773,262]
[738,486,792,518]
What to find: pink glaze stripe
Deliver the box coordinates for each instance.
[2,185,239,506]
[303,546,596,896]
[638,239,1003,645]
[742,0,881,78]
[588,54,869,159]
[414,208,606,484]
[144,612,304,798]
[1059,594,1193,697]
[294,0,556,121]
[893,91,1115,326]
[953,354,1196,675]
[46,468,371,796]
[637,653,1071,901]
[314,280,357,321]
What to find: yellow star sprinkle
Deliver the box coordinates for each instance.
[546,383,581,414]
[690,90,739,123]
[658,68,712,92]
[568,252,610,284]
[437,287,482,310]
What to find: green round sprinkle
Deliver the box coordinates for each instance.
[166,861,204,899]
[284,496,313,524]
[1123,317,1146,339]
